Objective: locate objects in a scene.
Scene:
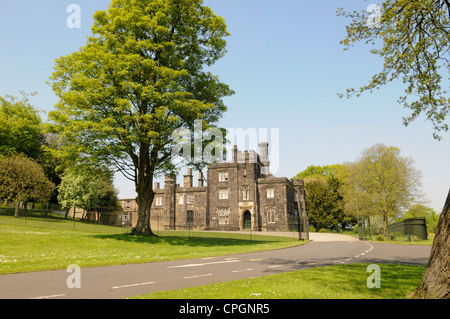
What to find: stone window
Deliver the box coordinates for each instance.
[123,212,132,222]
[266,208,276,224]
[266,187,275,199]
[218,171,229,182]
[155,196,163,206]
[187,194,195,205]
[125,201,131,209]
[243,188,250,201]
[218,208,230,225]
[218,188,229,200]
[178,194,184,205]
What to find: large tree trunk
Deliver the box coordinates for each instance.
[412,189,450,299]
[135,189,155,236]
[14,201,20,218]
[134,152,156,236]
[134,142,158,236]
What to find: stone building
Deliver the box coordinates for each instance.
[119,143,307,233]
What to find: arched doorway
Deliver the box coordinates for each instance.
[243,211,251,230]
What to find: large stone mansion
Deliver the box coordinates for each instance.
[119,143,307,233]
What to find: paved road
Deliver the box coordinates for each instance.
[0,234,431,299]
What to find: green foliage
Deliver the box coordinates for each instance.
[0,94,63,203]
[293,164,342,180]
[341,144,422,234]
[338,0,450,140]
[57,167,119,213]
[0,92,43,159]
[399,204,440,233]
[296,164,355,231]
[0,154,55,208]
[38,134,65,204]
[304,178,342,231]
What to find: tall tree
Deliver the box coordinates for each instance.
[338,0,450,140]
[343,144,422,235]
[0,154,54,217]
[303,178,341,232]
[47,0,234,235]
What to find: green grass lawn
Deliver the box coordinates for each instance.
[133,263,426,299]
[0,220,303,274]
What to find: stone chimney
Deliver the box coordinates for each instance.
[165,174,176,185]
[259,142,270,176]
[233,145,238,163]
[184,168,193,188]
[198,170,204,187]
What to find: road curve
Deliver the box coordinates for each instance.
[0,236,431,299]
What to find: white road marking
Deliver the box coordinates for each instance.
[168,259,241,268]
[183,274,213,279]
[268,265,284,268]
[29,294,66,299]
[112,282,155,289]
[332,240,376,264]
[232,268,253,273]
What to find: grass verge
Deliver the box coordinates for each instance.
[0,222,304,274]
[132,263,426,299]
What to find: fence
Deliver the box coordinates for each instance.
[0,206,305,242]
[0,207,131,234]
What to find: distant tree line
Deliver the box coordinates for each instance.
[0,92,119,219]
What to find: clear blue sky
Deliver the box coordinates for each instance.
[0,0,449,212]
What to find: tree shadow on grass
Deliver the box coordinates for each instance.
[92,232,277,248]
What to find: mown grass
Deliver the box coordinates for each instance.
[0,220,304,275]
[133,263,426,299]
